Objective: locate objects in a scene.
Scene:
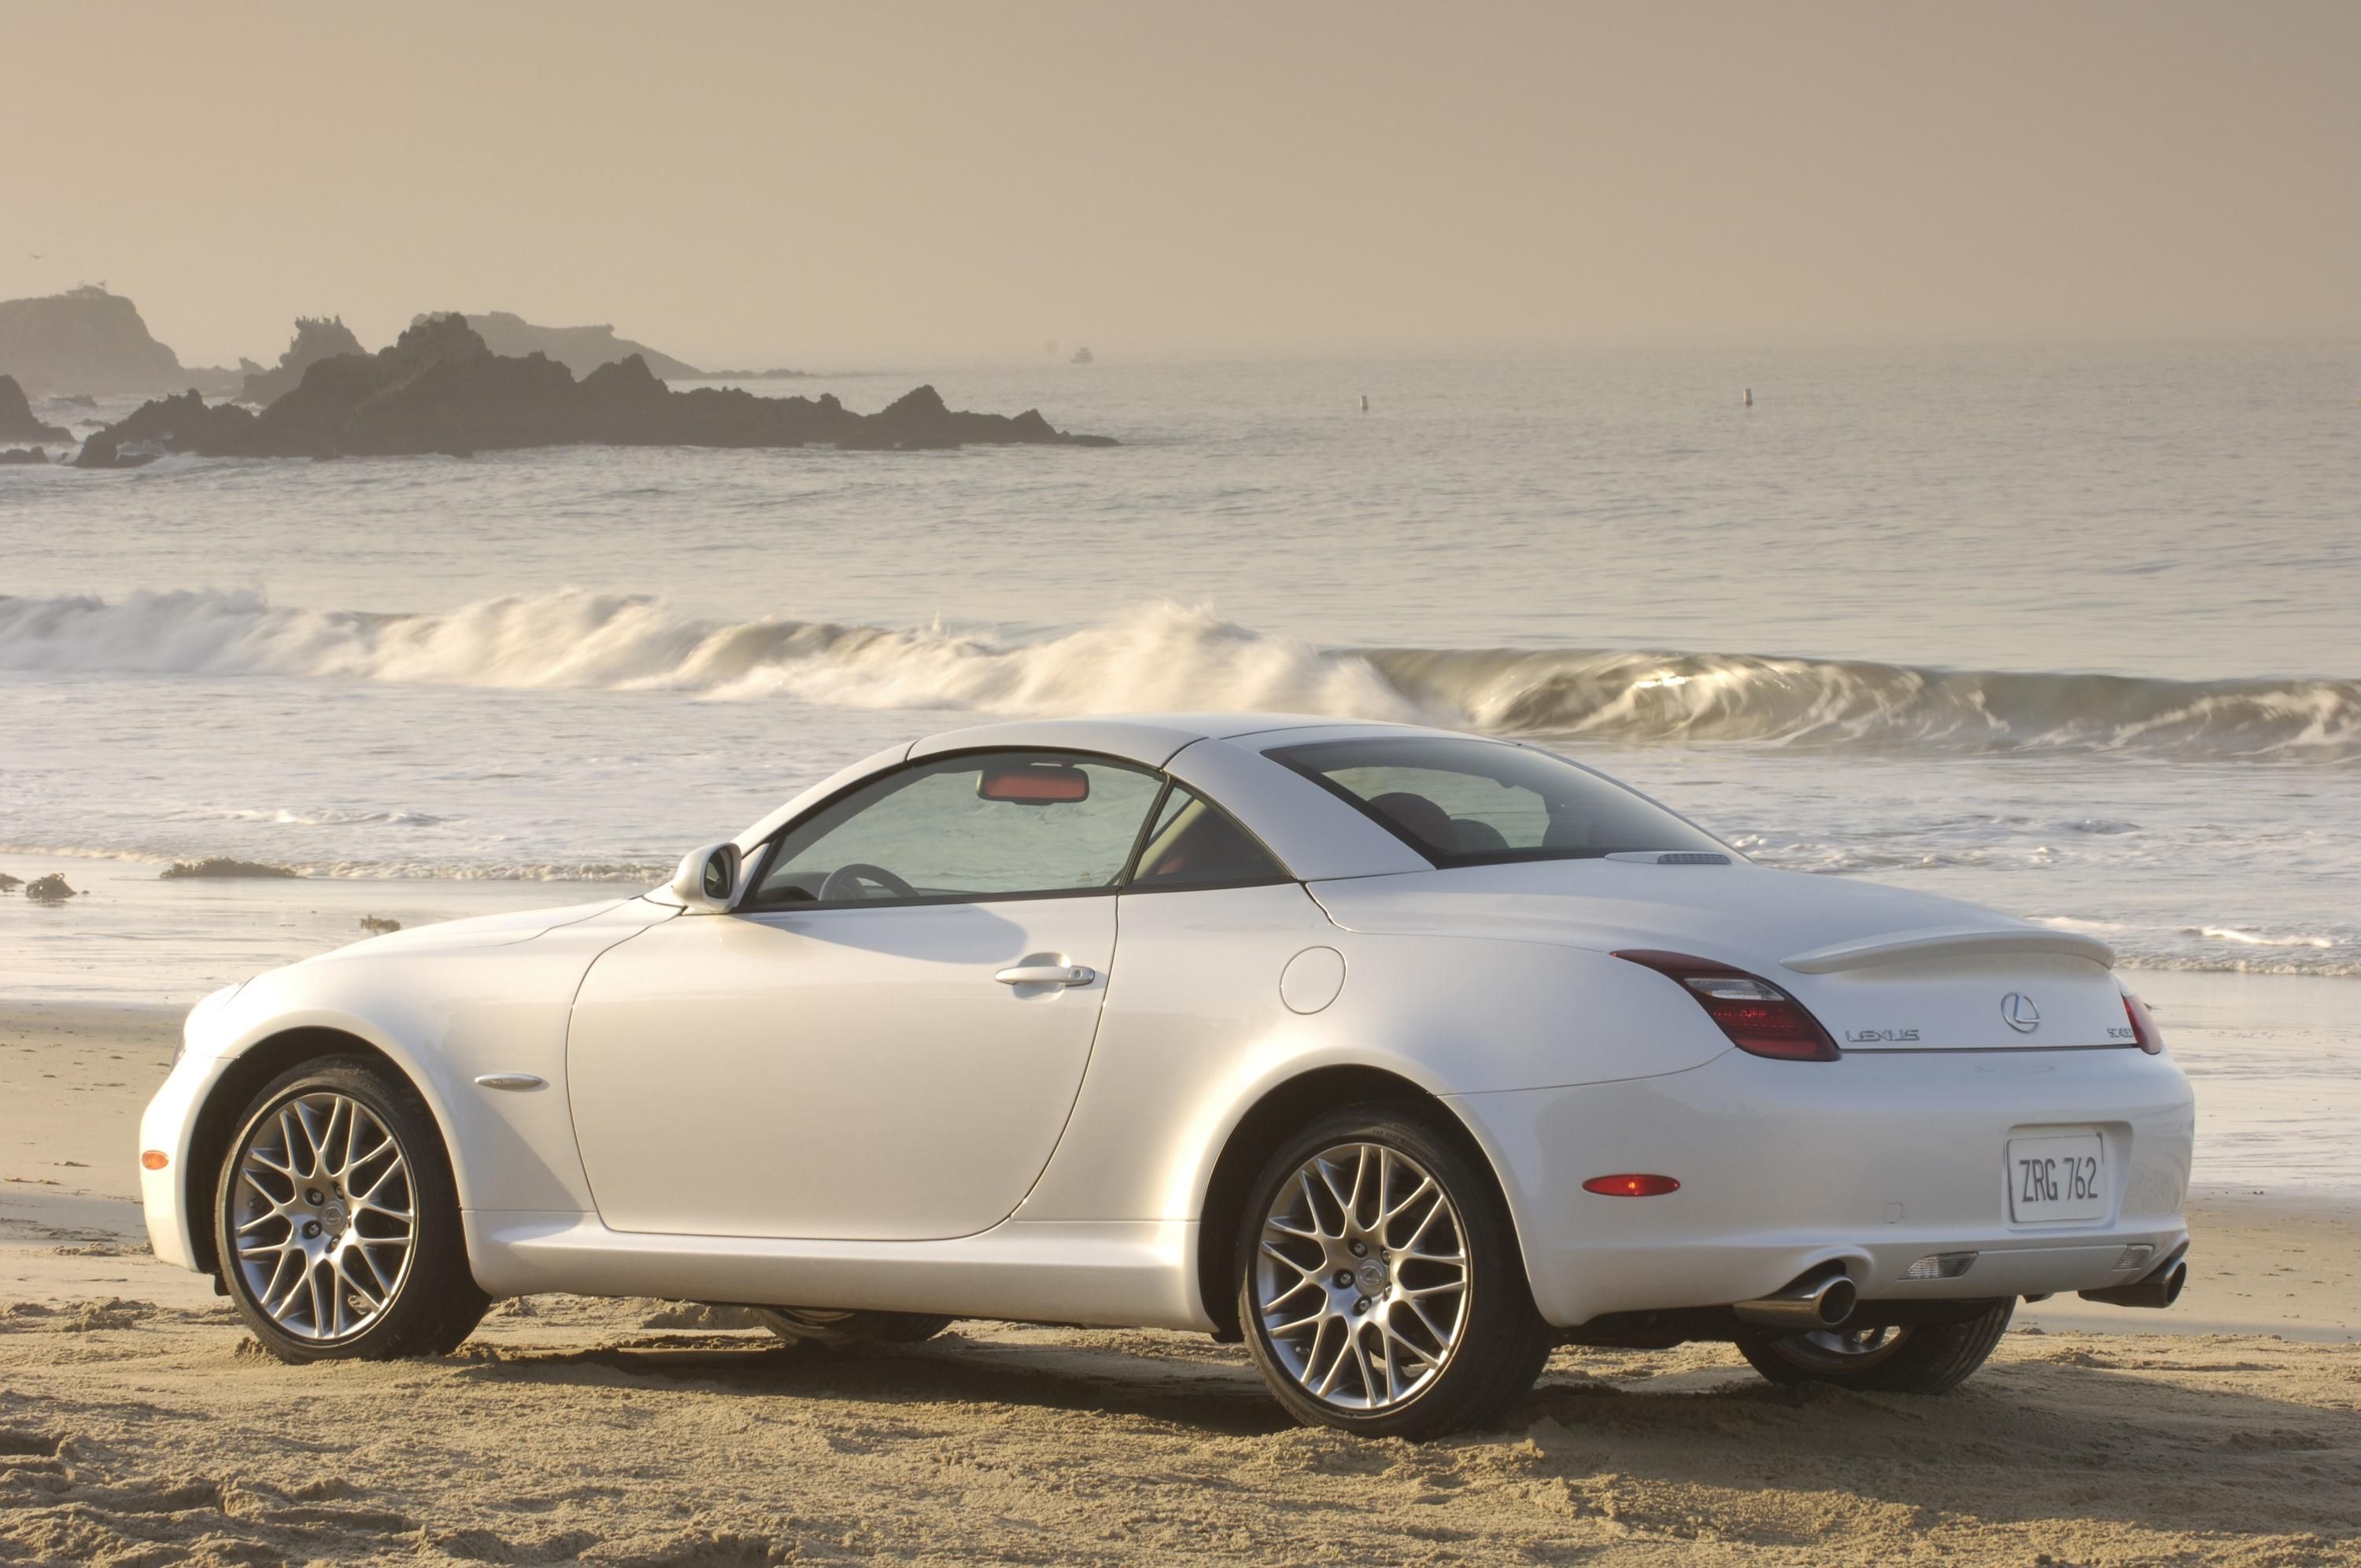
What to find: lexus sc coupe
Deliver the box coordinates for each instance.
[140,715,2195,1437]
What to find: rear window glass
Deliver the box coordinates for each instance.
[1265,736,1724,866]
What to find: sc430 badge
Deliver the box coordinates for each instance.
[1843,1027,1921,1043]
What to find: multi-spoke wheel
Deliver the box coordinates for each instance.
[215,1057,487,1361]
[1738,1300,2014,1394]
[1236,1107,1551,1438]
[1252,1142,1469,1411]
[229,1090,416,1341]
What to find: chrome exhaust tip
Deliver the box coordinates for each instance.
[2077,1257,2187,1310]
[1734,1270,1858,1330]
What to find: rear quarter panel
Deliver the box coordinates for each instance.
[1020,886,1735,1226]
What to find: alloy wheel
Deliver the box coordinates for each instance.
[228,1091,417,1341]
[1251,1142,1470,1411]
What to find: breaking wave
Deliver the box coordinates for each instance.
[2,588,2355,761]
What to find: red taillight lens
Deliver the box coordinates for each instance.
[2123,992,2163,1054]
[1582,1173,1681,1197]
[1614,949,1842,1061]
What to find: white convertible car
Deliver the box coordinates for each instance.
[139,714,2194,1437]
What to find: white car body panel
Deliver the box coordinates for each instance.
[568,897,1115,1240]
[142,712,2195,1341]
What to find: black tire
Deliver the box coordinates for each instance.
[1233,1105,1552,1439]
[1738,1301,2014,1394]
[752,1308,955,1347]
[213,1055,489,1362]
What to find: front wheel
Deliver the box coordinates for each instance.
[1235,1106,1553,1439]
[214,1056,489,1361]
[1737,1301,2014,1394]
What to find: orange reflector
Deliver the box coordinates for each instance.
[1582,1173,1679,1197]
[140,1149,169,1171]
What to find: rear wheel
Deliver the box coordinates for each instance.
[752,1307,954,1347]
[214,1056,489,1361]
[1737,1301,2014,1394]
[1235,1106,1552,1439]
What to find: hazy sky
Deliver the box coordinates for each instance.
[4,2,2355,367]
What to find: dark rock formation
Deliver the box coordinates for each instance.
[24,873,77,904]
[360,915,402,935]
[430,311,704,380]
[0,286,236,397]
[0,871,21,891]
[76,389,257,469]
[159,858,301,880]
[0,447,54,465]
[0,375,70,441]
[79,316,1115,465]
[239,316,370,406]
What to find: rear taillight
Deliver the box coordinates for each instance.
[2123,991,2163,1054]
[1614,949,1842,1061]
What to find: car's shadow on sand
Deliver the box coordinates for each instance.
[456,1329,1304,1437]
[445,1328,2361,1543]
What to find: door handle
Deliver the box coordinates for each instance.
[996,964,1097,987]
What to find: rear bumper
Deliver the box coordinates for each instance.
[1454,1045,2194,1329]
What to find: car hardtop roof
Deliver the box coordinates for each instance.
[906,712,1466,768]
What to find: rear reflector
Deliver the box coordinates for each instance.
[140,1149,169,1171]
[2114,1244,2156,1272]
[1902,1251,1979,1280]
[1582,1173,1681,1197]
[1613,950,1842,1061]
[2123,992,2163,1054]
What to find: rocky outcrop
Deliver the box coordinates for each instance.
[0,448,55,465]
[239,316,369,406]
[76,389,257,469]
[158,858,300,880]
[0,287,235,397]
[24,873,77,904]
[432,312,704,380]
[0,375,71,441]
[79,315,1115,464]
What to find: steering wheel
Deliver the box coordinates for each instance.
[819,862,917,902]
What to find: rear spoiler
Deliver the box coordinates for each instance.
[1782,926,2116,976]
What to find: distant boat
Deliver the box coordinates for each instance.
[1070,346,1094,364]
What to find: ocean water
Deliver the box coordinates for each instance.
[2,345,2356,1006]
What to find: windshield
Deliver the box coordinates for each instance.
[1265,736,1726,867]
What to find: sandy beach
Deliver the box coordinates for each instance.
[4,999,2355,1565]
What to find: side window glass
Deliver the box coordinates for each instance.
[1127,786,1289,890]
[753,752,1162,907]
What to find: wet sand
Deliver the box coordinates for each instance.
[3,1002,2356,1564]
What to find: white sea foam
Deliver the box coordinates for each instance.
[2187,926,2337,950]
[3,588,2354,759]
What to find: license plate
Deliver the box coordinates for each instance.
[2007,1133,2108,1224]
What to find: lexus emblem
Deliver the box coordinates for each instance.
[2000,992,2041,1034]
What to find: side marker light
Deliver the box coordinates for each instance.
[1581,1174,1680,1197]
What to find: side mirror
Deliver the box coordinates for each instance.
[668,842,743,913]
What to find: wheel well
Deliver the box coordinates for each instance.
[1194,1065,1502,1340]
[183,1028,408,1276]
